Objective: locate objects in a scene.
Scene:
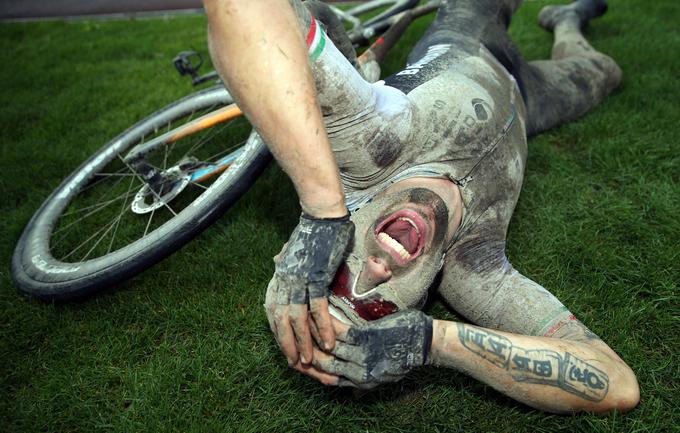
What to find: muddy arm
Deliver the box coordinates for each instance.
[204,0,347,219]
[430,317,639,414]
[204,0,348,368]
[435,226,638,413]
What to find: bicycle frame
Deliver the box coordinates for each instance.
[131,0,441,188]
[329,0,420,43]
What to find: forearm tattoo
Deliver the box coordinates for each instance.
[456,324,609,402]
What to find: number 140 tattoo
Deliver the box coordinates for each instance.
[457,324,609,401]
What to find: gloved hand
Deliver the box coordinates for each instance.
[314,309,433,389]
[265,212,354,366]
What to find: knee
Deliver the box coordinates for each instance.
[608,57,623,91]
[590,53,622,93]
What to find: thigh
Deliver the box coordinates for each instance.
[403,0,534,101]
[522,53,621,135]
[408,0,522,62]
[384,0,526,94]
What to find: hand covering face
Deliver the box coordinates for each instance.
[265,213,354,363]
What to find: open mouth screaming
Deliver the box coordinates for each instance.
[375,209,427,265]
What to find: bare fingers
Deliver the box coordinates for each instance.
[273,304,299,366]
[289,303,313,364]
[294,347,340,386]
[310,297,336,351]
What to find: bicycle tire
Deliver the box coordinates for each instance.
[11,84,271,301]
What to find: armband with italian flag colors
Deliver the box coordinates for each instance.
[306,18,327,62]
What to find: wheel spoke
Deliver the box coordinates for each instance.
[79,165,129,194]
[143,207,156,238]
[60,173,131,217]
[54,188,139,235]
[193,139,248,168]
[106,174,137,254]
[93,172,136,177]
[60,214,123,261]
[188,180,208,190]
[80,212,124,262]
[41,99,254,268]
[162,109,196,170]
[179,112,232,161]
[61,188,125,217]
[162,120,173,170]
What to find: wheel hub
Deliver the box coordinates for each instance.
[131,166,191,214]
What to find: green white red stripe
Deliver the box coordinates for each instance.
[306,18,326,61]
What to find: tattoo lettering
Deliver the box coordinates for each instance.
[457,324,609,402]
[458,326,512,369]
[510,347,561,384]
[563,353,609,401]
[511,353,531,372]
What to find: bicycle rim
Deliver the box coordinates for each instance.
[12,85,271,300]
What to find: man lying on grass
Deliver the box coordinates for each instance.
[260,0,639,413]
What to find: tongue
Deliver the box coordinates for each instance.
[383,220,419,253]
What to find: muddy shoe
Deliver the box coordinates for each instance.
[539,0,608,31]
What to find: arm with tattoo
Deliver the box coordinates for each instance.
[310,310,638,413]
[432,228,639,413]
[429,320,639,413]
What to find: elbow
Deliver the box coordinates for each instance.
[613,372,640,413]
[602,366,640,414]
[203,0,235,15]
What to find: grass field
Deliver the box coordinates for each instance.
[1,1,679,431]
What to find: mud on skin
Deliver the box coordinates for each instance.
[286,0,624,374]
[270,213,354,304]
[316,309,433,389]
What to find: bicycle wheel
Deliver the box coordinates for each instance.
[11,85,271,301]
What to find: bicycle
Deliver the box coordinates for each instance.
[11,0,441,301]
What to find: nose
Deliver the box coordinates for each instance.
[353,256,393,295]
[365,256,392,285]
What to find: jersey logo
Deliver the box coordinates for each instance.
[396,44,451,76]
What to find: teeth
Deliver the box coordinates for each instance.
[377,232,412,260]
[397,217,420,235]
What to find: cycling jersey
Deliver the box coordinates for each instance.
[305,13,577,337]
